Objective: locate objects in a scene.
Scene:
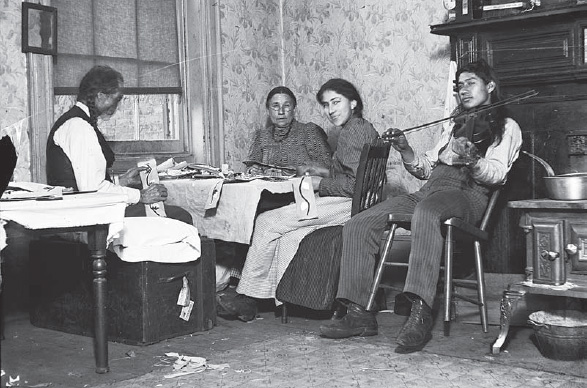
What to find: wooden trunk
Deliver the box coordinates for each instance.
[29,237,216,346]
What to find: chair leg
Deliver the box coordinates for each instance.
[366,223,398,311]
[281,303,288,324]
[443,225,454,337]
[375,288,387,312]
[474,241,488,333]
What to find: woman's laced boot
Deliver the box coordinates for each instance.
[395,295,433,353]
[319,302,378,339]
[216,287,258,322]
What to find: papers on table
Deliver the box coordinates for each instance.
[1,182,64,201]
[157,158,224,180]
[155,157,297,182]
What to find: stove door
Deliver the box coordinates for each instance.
[531,219,566,285]
[568,221,587,275]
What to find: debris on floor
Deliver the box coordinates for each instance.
[162,352,229,378]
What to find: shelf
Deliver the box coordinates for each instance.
[431,4,587,35]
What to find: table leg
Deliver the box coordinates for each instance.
[491,288,525,355]
[87,224,109,374]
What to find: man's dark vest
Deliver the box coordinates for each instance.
[46,105,115,190]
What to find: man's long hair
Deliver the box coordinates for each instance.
[456,59,507,146]
[77,65,123,126]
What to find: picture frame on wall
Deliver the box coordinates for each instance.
[21,2,57,56]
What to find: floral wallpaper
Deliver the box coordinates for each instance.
[4,0,452,194]
[219,0,284,170]
[0,0,30,182]
[220,0,452,194]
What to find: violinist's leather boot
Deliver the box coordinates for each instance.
[319,302,378,339]
[395,294,433,354]
[330,301,347,320]
[393,293,411,316]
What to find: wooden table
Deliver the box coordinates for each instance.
[164,178,295,244]
[0,192,127,373]
[491,199,587,354]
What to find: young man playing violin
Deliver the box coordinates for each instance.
[320,59,523,353]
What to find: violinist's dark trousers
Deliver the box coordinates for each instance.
[336,165,489,309]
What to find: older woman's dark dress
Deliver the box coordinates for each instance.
[245,119,332,172]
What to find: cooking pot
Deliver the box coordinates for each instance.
[528,310,587,360]
[523,151,587,200]
[544,173,587,200]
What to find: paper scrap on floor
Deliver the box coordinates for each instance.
[163,353,229,378]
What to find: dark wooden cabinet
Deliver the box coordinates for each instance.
[431,5,587,273]
[433,6,587,84]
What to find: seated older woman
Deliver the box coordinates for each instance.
[215,87,332,300]
[218,79,380,321]
[244,86,332,213]
[245,86,332,177]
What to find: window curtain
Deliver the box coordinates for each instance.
[53,0,181,94]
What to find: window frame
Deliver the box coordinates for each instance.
[53,0,190,164]
[27,0,224,182]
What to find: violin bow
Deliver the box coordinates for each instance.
[397,89,539,136]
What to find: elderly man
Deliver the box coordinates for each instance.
[46,65,190,223]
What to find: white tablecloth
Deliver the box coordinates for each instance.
[164,178,294,244]
[0,192,127,242]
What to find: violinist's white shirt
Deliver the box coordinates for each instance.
[403,117,522,186]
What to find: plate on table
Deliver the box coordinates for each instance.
[159,171,219,180]
[243,161,297,175]
[224,174,293,183]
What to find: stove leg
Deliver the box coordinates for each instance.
[491,289,525,355]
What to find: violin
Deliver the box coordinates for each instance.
[452,107,498,155]
[381,89,537,144]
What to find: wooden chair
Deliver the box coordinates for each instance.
[365,188,502,335]
[278,139,391,322]
[350,139,391,215]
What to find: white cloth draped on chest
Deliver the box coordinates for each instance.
[109,217,201,263]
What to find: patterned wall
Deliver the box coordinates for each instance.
[0,0,30,181]
[218,0,284,170]
[220,0,452,193]
[4,0,452,194]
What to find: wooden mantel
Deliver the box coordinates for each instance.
[431,4,587,33]
[430,5,587,87]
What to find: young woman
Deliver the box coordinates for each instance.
[245,86,331,176]
[320,60,523,354]
[217,79,380,321]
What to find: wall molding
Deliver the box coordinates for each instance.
[26,52,53,183]
[185,0,224,166]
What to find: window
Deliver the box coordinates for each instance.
[28,0,221,182]
[52,0,190,159]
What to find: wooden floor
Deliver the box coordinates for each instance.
[2,290,586,388]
